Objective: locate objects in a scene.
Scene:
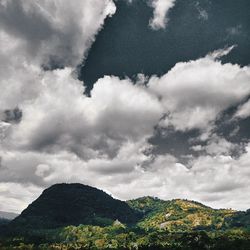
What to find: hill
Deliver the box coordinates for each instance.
[10,183,140,230]
[127,197,237,231]
[0,218,10,226]
[1,184,250,249]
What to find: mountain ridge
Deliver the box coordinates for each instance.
[1,183,250,249]
[7,183,249,232]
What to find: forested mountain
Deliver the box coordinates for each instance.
[10,183,139,230]
[1,183,250,249]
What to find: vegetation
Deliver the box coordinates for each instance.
[1,184,250,249]
[0,218,10,226]
[10,183,139,230]
[128,197,236,232]
[1,225,250,250]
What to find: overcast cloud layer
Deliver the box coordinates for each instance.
[0,0,250,213]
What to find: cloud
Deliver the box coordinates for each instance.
[148,47,250,131]
[2,72,162,159]
[0,0,116,111]
[0,182,42,213]
[149,0,176,30]
[0,0,250,214]
[0,0,116,67]
[235,99,250,119]
[106,143,250,210]
[0,107,22,124]
[2,141,250,213]
[2,47,250,212]
[195,2,209,21]
[191,134,242,157]
[0,70,163,197]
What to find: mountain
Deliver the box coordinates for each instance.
[10,183,140,230]
[2,184,250,249]
[9,185,250,232]
[0,218,10,226]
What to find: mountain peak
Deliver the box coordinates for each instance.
[11,183,140,229]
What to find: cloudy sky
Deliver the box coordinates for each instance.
[0,0,250,213]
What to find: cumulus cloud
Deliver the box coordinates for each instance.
[2,71,162,159]
[235,99,250,119]
[148,48,250,131]
[149,0,176,30]
[0,0,116,67]
[2,141,250,212]
[191,135,237,156]
[0,69,162,204]
[107,143,250,210]
[0,0,116,111]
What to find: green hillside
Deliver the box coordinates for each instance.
[1,184,250,249]
[128,197,236,231]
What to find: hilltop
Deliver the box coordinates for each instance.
[10,183,139,230]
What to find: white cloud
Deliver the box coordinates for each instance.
[192,134,238,156]
[2,142,250,212]
[106,144,250,211]
[148,49,250,131]
[0,0,116,67]
[235,99,250,119]
[149,0,176,30]
[0,182,42,213]
[0,0,116,111]
[2,72,162,159]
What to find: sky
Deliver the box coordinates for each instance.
[0,0,250,213]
